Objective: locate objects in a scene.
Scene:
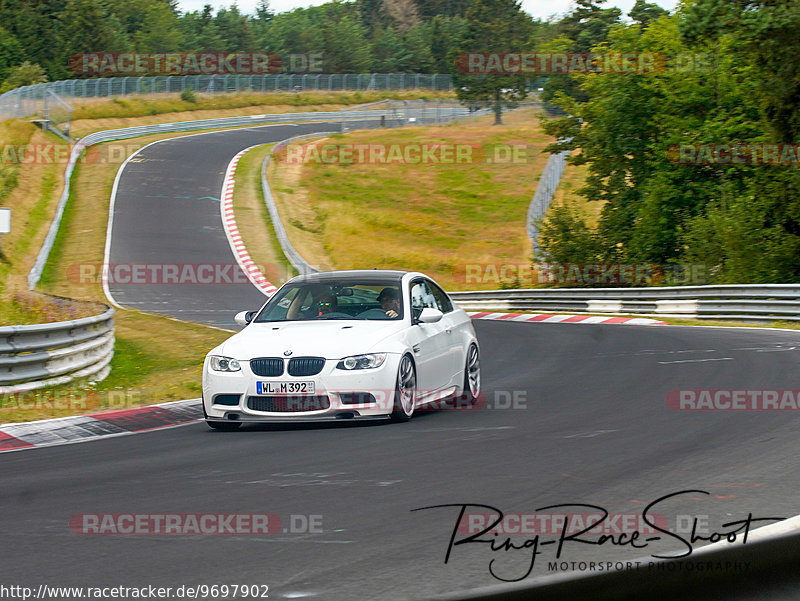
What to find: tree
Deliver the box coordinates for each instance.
[179,5,225,51]
[404,23,435,72]
[453,0,533,124]
[321,13,372,72]
[629,0,668,29]
[358,0,385,30]
[683,0,800,143]
[370,25,412,71]
[256,0,273,21]
[0,25,23,82]
[59,0,128,75]
[0,0,65,79]
[556,0,621,53]
[110,0,183,52]
[430,16,447,72]
[414,0,470,19]
[0,61,47,93]
[539,0,621,102]
[213,6,256,52]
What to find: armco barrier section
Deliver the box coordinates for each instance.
[449,284,800,321]
[260,132,336,276]
[0,306,115,393]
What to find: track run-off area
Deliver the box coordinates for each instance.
[1,120,799,600]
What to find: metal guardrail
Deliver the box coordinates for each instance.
[0,305,115,393]
[26,103,472,289]
[260,132,337,276]
[449,285,800,321]
[526,149,570,256]
[0,73,454,121]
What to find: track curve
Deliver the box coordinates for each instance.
[106,121,378,327]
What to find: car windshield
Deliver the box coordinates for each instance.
[254,280,404,322]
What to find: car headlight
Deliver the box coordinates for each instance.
[209,355,241,372]
[336,353,387,370]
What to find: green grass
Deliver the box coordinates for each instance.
[14,169,57,261]
[0,163,18,204]
[0,294,82,325]
[267,107,550,290]
[36,164,79,291]
[93,336,163,390]
[0,121,34,206]
[232,144,298,286]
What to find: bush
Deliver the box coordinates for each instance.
[0,61,47,93]
[180,89,197,103]
[536,200,602,264]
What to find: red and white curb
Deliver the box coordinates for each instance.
[0,399,202,453]
[221,146,278,296]
[468,311,667,325]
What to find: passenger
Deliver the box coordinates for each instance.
[314,289,337,316]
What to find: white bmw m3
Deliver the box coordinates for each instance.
[202,270,480,429]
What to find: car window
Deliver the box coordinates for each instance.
[410,281,437,311]
[426,279,453,313]
[255,280,404,321]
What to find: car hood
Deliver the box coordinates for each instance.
[218,320,406,360]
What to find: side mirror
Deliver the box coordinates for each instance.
[417,307,443,324]
[234,310,254,326]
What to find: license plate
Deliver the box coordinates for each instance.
[257,381,315,395]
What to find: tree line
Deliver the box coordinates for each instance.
[0,0,503,90]
[0,0,649,90]
[539,0,800,284]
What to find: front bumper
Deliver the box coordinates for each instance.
[202,354,401,421]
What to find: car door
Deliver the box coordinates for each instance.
[407,279,452,396]
[425,278,462,385]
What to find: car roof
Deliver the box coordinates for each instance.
[286,270,410,285]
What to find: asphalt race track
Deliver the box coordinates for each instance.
[2,123,800,599]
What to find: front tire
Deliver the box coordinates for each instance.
[390,354,416,422]
[458,344,481,405]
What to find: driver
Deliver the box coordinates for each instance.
[377,287,401,318]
